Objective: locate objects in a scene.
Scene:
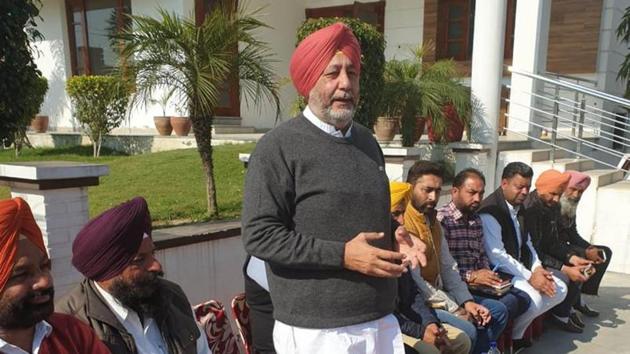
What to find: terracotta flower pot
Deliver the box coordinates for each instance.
[170,116,192,136]
[30,115,49,133]
[154,116,172,136]
[373,116,399,142]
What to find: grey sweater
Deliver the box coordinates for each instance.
[242,115,397,328]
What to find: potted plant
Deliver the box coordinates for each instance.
[383,44,472,146]
[170,115,191,136]
[29,76,50,134]
[150,89,174,136]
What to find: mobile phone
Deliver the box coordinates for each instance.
[582,264,595,277]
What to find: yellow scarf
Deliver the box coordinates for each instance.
[403,200,442,286]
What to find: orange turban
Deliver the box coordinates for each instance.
[289,22,361,97]
[565,170,591,191]
[535,169,571,195]
[0,197,46,291]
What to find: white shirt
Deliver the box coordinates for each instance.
[480,201,542,280]
[246,106,354,289]
[303,106,353,138]
[94,282,211,354]
[0,320,52,354]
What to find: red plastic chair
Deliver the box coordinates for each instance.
[231,293,253,354]
[193,299,240,354]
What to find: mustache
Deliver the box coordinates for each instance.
[26,287,54,301]
[330,92,354,102]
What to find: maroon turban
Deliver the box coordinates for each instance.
[565,170,591,191]
[72,197,151,281]
[289,22,361,97]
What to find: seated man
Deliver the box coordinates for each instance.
[56,197,211,354]
[401,161,508,354]
[396,270,471,354]
[0,197,110,354]
[559,170,612,317]
[524,170,595,333]
[437,169,531,342]
[479,162,567,352]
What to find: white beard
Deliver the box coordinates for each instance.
[560,194,579,219]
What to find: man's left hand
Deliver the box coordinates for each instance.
[585,246,604,264]
[394,226,427,269]
[569,255,592,267]
[463,301,491,326]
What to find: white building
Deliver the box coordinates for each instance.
[32,0,628,134]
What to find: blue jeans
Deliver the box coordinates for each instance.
[436,297,509,354]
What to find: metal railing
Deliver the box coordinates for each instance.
[505,67,630,173]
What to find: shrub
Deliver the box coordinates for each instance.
[296,17,385,129]
[66,75,130,157]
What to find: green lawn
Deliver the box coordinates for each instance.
[0,144,255,226]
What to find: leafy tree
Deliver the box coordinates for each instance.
[117,3,279,217]
[0,0,46,149]
[617,5,630,98]
[66,76,130,157]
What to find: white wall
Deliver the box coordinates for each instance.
[34,0,75,130]
[157,236,247,309]
[383,0,423,60]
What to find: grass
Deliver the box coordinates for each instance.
[0,144,255,226]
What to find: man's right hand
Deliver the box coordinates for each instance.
[343,232,407,277]
[529,267,556,297]
[470,269,503,287]
[562,265,589,283]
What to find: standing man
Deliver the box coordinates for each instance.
[0,197,111,354]
[242,23,415,354]
[437,168,531,348]
[524,169,592,333]
[559,170,612,317]
[56,197,211,354]
[478,162,567,352]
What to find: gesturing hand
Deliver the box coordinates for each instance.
[394,226,427,269]
[344,232,407,277]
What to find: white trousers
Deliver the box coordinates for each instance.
[273,314,405,354]
[511,274,568,339]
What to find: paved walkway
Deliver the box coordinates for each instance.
[522,271,630,353]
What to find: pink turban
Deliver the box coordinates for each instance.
[535,169,571,195]
[289,22,361,97]
[72,197,152,281]
[565,170,591,191]
[0,197,46,291]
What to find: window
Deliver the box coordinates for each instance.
[65,0,131,75]
[305,1,386,33]
[435,0,516,61]
[195,0,240,117]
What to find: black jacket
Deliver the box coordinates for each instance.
[523,190,577,270]
[558,214,591,257]
[478,188,533,270]
[395,270,440,339]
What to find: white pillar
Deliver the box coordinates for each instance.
[507,0,552,136]
[0,162,108,297]
[470,0,508,188]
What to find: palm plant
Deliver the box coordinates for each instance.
[616,5,630,98]
[117,3,279,217]
[383,44,472,145]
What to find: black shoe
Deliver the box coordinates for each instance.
[513,338,532,354]
[570,312,585,328]
[574,303,600,317]
[550,315,584,333]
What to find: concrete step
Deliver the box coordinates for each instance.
[212,125,257,134]
[496,149,569,184]
[575,169,626,243]
[591,180,630,274]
